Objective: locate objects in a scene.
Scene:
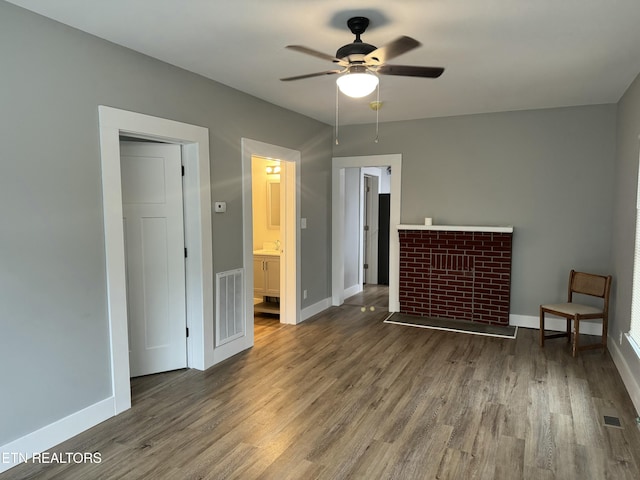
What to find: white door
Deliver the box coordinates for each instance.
[363,175,371,284]
[120,142,187,377]
[363,174,379,285]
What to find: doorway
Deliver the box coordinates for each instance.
[99,106,213,415]
[241,138,300,326]
[342,167,385,299]
[251,156,283,317]
[331,154,402,311]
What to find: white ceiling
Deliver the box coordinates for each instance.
[8,0,640,125]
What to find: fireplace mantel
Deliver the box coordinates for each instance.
[398,224,513,233]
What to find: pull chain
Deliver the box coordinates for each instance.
[374,83,380,143]
[335,83,339,145]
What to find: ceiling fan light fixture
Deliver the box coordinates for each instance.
[336,71,379,98]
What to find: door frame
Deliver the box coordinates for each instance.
[241,138,300,325]
[332,154,402,311]
[99,106,213,415]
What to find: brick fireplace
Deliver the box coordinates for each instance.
[398,225,513,325]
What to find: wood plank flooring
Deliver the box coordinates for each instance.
[343,284,389,309]
[3,304,640,479]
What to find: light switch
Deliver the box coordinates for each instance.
[301,218,307,229]
[214,201,226,213]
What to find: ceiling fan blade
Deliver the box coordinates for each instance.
[364,36,421,65]
[286,45,349,66]
[377,65,444,78]
[280,70,342,81]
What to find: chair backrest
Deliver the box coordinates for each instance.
[568,270,612,307]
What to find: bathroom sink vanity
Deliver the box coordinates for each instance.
[253,251,280,314]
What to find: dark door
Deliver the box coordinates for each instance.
[377,193,390,285]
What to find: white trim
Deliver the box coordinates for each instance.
[609,336,640,416]
[98,106,214,416]
[332,154,402,311]
[182,142,214,370]
[301,297,332,322]
[280,158,300,325]
[241,138,301,328]
[397,224,514,233]
[0,397,114,474]
[344,283,362,299]
[509,314,603,335]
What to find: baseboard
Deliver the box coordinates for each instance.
[343,284,362,299]
[300,297,331,323]
[608,336,640,417]
[0,397,115,474]
[509,314,603,336]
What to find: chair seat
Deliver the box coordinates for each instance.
[541,302,602,317]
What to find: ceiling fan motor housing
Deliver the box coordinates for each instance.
[336,42,377,60]
[336,16,377,61]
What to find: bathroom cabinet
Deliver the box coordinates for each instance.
[253,254,280,298]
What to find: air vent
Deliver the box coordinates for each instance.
[215,268,245,346]
[601,407,623,429]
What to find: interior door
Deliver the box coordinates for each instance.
[363,175,380,284]
[363,175,370,284]
[120,142,187,377]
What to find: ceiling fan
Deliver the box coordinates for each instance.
[281,16,444,98]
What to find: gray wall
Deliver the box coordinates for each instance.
[333,105,617,316]
[0,1,332,445]
[612,72,640,389]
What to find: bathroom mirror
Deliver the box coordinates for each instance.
[267,179,280,229]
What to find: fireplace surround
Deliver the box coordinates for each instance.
[398,225,514,325]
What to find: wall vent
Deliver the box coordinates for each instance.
[215,268,245,346]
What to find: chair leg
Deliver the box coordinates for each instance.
[572,317,579,357]
[602,315,608,352]
[566,318,571,343]
[539,307,545,347]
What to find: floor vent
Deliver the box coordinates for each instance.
[603,416,622,428]
[601,407,624,429]
[215,268,245,346]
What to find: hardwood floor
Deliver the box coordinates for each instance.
[4,305,640,479]
[343,284,389,308]
[253,313,286,342]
